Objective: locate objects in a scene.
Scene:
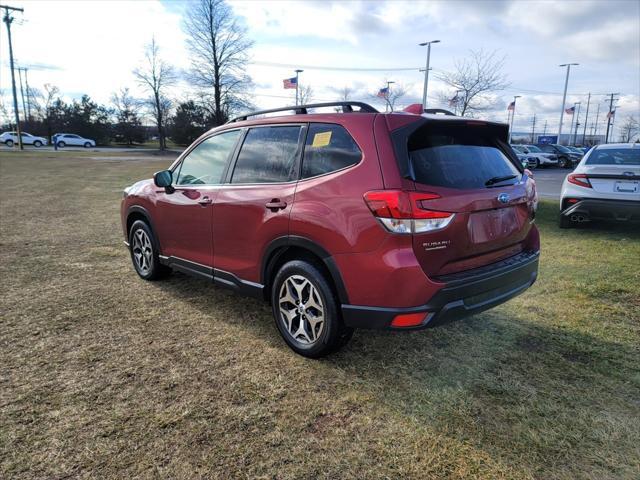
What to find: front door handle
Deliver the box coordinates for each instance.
[198,196,213,206]
[265,199,287,211]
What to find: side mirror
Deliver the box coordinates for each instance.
[153,170,175,193]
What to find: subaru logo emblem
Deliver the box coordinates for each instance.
[498,193,510,204]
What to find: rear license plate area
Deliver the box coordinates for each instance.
[468,207,520,244]
[615,180,638,193]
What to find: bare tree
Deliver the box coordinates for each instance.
[338,86,352,101]
[133,38,176,150]
[371,82,408,112]
[437,49,509,116]
[184,0,253,125]
[298,85,314,105]
[619,115,639,142]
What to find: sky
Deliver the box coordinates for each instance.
[1,0,638,139]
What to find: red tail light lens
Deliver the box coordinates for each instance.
[567,173,592,188]
[391,312,428,328]
[363,190,454,234]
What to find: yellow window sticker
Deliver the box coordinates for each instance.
[312,131,332,147]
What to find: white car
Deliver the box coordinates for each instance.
[521,145,559,168]
[55,133,96,148]
[0,131,48,147]
[559,143,639,228]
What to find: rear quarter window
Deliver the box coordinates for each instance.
[301,123,361,178]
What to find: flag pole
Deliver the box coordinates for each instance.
[295,69,303,106]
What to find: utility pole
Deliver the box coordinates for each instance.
[581,92,591,145]
[508,95,521,143]
[1,3,24,150]
[419,40,440,110]
[530,114,537,143]
[557,63,579,145]
[573,102,582,146]
[294,69,303,106]
[543,120,548,136]
[568,102,579,144]
[593,102,601,141]
[18,67,27,123]
[604,93,619,143]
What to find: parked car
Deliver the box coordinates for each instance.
[121,102,540,357]
[0,131,47,147]
[559,143,639,228]
[566,146,585,157]
[521,145,559,168]
[510,145,538,168]
[55,133,96,148]
[537,144,582,168]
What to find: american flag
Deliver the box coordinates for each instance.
[377,87,389,98]
[606,110,616,119]
[565,106,575,115]
[507,101,515,111]
[283,77,297,89]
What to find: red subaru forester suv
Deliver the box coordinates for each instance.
[121,102,540,357]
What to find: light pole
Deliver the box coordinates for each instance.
[509,95,521,143]
[385,80,395,112]
[568,101,580,144]
[558,63,578,145]
[294,69,303,106]
[419,40,440,110]
[572,101,582,146]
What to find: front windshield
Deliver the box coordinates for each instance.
[556,145,571,153]
[526,145,541,152]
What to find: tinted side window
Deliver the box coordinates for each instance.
[302,123,362,178]
[231,126,302,183]
[176,130,241,185]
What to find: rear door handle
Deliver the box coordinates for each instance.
[265,199,287,211]
[198,196,213,206]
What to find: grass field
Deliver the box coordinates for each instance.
[1,151,639,479]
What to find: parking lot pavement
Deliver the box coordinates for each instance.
[531,168,568,200]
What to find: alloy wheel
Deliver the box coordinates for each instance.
[131,228,153,275]
[278,275,325,345]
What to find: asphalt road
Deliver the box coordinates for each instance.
[532,168,569,200]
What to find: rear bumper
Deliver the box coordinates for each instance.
[561,198,640,222]
[341,251,539,330]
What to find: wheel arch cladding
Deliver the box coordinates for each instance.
[126,206,162,253]
[262,236,350,305]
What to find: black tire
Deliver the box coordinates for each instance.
[84,142,92,148]
[5,139,13,147]
[128,220,169,280]
[57,141,66,148]
[534,158,540,169]
[34,140,42,147]
[271,260,353,358]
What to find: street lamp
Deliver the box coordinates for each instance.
[509,95,521,143]
[558,63,579,145]
[419,40,440,110]
[294,69,303,106]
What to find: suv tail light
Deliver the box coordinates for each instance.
[363,190,454,234]
[567,173,592,188]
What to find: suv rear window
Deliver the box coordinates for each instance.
[301,124,361,178]
[585,148,640,165]
[408,124,521,189]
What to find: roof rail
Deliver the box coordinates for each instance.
[423,108,456,116]
[227,101,379,123]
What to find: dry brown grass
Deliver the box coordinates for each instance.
[1,151,639,479]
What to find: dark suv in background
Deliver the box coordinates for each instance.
[537,143,582,168]
[121,102,540,357]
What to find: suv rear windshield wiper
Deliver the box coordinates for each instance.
[485,174,517,187]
